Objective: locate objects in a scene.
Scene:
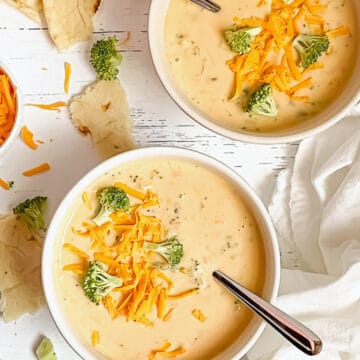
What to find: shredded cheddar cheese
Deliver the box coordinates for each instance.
[64,62,72,94]
[227,0,350,102]
[21,126,38,150]
[163,308,175,322]
[0,178,10,190]
[22,162,50,177]
[91,330,100,347]
[192,309,207,323]
[63,243,89,260]
[148,341,186,360]
[64,183,197,330]
[0,71,17,145]
[63,263,84,275]
[82,191,92,210]
[26,101,66,111]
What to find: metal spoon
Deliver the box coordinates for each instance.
[190,0,221,13]
[213,270,322,356]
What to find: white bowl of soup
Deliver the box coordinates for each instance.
[0,60,23,157]
[42,147,280,360]
[148,0,360,144]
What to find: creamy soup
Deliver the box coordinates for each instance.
[165,0,357,132]
[54,158,265,360]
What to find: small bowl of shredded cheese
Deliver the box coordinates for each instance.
[0,60,23,157]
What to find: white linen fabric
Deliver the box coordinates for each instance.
[247,116,360,360]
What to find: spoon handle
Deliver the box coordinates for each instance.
[213,270,322,356]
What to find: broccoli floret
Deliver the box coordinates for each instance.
[225,27,262,55]
[293,34,330,69]
[82,261,123,305]
[90,36,123,80]
[144,236,184,267]
[246,83,278,117]
[13,196,47,234]
[92,186,130,226]
[35,337,57,360]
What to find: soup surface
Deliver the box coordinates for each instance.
[165,0,357,132]
[54,158,265,360]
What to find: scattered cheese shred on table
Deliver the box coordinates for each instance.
[64,62,72,94]
[226,0,351,101]
[22,162,50,177]
[21,125,38,150]
[0,177,10,190]
[0,71,17,145]
[26,101,66,111]
[91,330,100,347]
[192,309,207,323]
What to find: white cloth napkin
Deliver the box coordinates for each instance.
[247,116,360,360]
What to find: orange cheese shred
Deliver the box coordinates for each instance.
[21,125,38,150]
[163,308,175,322]
[22,162,50,177]
[148,341,172,360]
[192,309,207,323]
[289,77,313,94]
[167,288,199,300]
[63,243,89,260]
[156,347,187,358]
[26,101,66,111]
[62,263,84,275]
[82,191,92,211]
[91,330,100,347]
[326,26,351,38]
[0,178,10,190]
[115,182,146,201]
[64,62,72,94]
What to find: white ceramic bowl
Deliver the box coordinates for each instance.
[42,147,280,360]
[0,60,23,157]
[148,0,360,144]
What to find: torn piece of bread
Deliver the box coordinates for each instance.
[0,215,44,322]
[42,0,101,51]
[69,79,135,159]
[3,0,44,24]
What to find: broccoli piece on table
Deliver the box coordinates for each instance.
[293,33,330,69]
[246,83,278,117]
[13,196,47,234]
[90,36,123,80]
[225,27,262,54]
[92,186,130,226]
[83,261,123,305]
[144,236,184,267]
[35,337,57,360]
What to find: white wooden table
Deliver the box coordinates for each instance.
[0,1,298,358]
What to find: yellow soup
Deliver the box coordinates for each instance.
[165,0,357,132]
[55,158,266,360]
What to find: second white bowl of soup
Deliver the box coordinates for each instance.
[149,0,360,144]
[42,147,280,360]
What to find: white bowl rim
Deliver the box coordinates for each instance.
[0,60,23,156]
[147,0,360,145]
[42,146,280,360]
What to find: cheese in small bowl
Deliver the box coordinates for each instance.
[43,147,279,360]
[0,61,23,157]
